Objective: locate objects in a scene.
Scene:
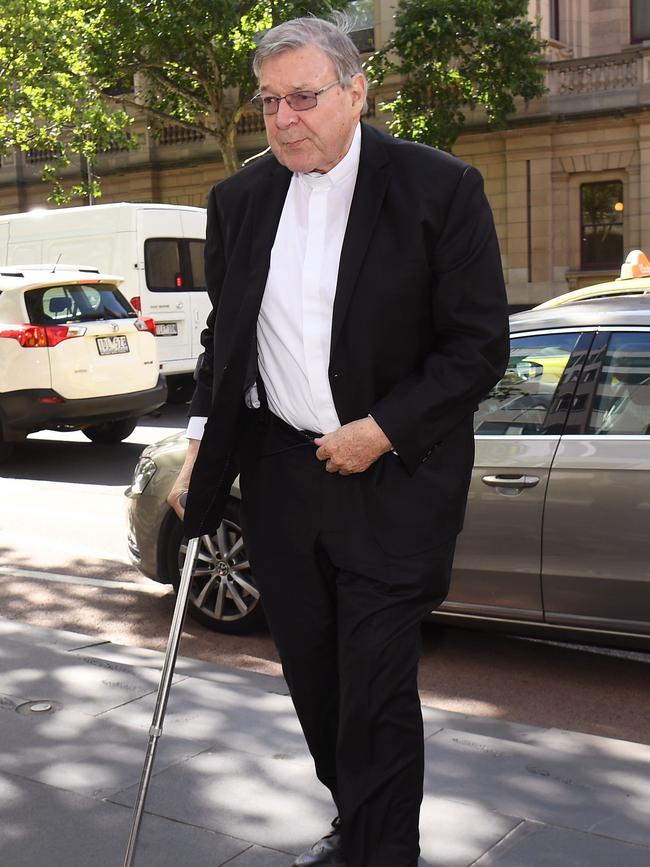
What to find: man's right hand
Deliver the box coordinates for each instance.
[167,438,201,520]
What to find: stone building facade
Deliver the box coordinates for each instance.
[1,0,648,306]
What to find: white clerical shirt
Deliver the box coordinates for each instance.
[187,121,361,440]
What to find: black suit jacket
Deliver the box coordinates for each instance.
[184,123,509,552]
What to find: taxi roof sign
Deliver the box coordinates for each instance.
[619,249,650,280]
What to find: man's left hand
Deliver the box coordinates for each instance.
[314,417,392,475]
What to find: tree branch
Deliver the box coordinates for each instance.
[117,96,221,141]
[138,66,210,114]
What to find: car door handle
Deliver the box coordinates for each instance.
[481,474,540,488]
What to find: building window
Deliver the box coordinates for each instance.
[549,0,560,41]
[631,1,650,42]
[580,182,624,270]
[348,0,375,53]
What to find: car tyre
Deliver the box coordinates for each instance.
[165,498,265,635]
[83,418,138,443]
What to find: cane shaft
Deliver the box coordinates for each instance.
[123,534,201,867]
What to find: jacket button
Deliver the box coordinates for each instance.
[332,372,339,380]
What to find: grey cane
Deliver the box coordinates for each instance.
[123,533,201,867]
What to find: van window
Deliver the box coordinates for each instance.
[144,238,206,292]
[188,240,206,289]
[145,239,182,291]
[25,283,136,324]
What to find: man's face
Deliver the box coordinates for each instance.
[258,44,365,174]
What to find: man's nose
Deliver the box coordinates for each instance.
[274,98,299,128]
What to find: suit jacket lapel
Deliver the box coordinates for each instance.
[331,123,391,353]
[246,160,292,315]
[237,160,291,381]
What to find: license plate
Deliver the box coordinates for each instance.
[155,322,178,336]
[96,335,129,355]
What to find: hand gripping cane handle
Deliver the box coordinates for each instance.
[123,532,201,867]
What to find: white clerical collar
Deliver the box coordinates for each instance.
[298,122,361,191]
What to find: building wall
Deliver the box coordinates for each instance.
[0,0,647,307]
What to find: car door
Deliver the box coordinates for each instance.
[442,329,593,621]
[179,208,210,362]
[138,209,192,368]
[185,237,212,361]
[543,328,650,636]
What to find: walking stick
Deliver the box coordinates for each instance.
[123,533,201,867]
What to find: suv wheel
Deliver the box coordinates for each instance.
[83,418,138,443]
[165,498,265,634]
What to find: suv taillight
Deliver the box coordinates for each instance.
[130,296,142,313]
[134,316,156,335]
[0,324,86,347]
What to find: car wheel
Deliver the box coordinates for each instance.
[165,498,265,634]
[82,418,138,443]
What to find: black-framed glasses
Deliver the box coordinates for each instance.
[250,80,340,115]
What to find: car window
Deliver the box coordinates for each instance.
[587,332,650,435]
[25,283,135,324]
[145,239,182,291]
[188,239,206,290]
[474,333,581,435]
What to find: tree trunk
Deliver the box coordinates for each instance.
[219,125,241,176]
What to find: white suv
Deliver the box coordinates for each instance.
[0,265,167,461]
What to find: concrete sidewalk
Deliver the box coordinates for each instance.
[0,615,648,867]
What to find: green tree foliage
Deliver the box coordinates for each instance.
[0,0,133,202]
[92,0,348,176]
[365,0,546,151]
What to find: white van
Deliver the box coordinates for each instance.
[0,203,209,402]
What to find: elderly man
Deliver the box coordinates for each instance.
[170,15,509,867]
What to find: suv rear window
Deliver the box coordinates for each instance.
[25,283,136,324]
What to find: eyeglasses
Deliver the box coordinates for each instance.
[251,80,340,115]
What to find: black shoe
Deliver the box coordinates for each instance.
[291,818,346,866]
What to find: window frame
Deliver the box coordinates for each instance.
[144,237,206,293]
[474,328,595,439]
[631,1,650,43]
[563,327,650,437]
[549,0,560,41]
[580,181,625,271]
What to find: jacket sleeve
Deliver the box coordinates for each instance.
[189,185,225,417]
[369,166,510,475]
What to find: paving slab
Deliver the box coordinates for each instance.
[68,640,290,695]
[99,675,306,759]
[0,635,185,716]
[424,727,650,843]
[472,820,650,866]
[418,796,519,866]
[0,616,101,651]
[109,748,335,854]
[222,844,296,866]
[2,616,650,867]
[421,706,549,746]
[0,698,212,798]
[0,772,250,867]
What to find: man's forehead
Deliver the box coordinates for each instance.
[258,45,334,92]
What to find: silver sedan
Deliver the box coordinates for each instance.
[125,296,650,648]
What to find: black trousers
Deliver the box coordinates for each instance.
[239,412,456,867]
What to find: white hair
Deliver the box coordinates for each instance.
[253,14,365,89]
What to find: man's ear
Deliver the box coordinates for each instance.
[350,72,368,111]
